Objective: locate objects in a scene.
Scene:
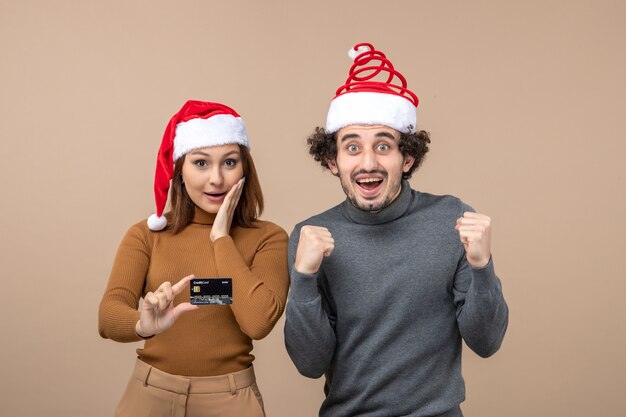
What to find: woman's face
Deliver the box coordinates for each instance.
[181,144,244,214]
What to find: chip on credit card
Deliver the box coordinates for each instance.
[190,278,232,305]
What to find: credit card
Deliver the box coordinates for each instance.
[190,278,233,305]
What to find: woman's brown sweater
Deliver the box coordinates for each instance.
[98,208,289,376]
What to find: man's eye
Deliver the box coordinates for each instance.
[377,143,390,151]
[347,144,359,152]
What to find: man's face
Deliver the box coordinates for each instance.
[328,125,415,212]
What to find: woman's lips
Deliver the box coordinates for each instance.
[204,192,227,202]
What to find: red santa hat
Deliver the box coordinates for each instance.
[147,100,249,231]
[325,42,419,134]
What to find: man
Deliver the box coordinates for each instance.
[284,43,509,417]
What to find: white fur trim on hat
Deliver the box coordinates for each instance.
[147,213,167,231]
[173,114,249,161]
[326,92,417,134]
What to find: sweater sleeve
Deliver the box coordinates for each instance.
[284,225,337,379]
[98,223,151,343]
[212,223,289,340]
[453,254,509,357]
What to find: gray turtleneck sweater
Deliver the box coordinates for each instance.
[284,181,508,417]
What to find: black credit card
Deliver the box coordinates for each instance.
[190,278,233,305]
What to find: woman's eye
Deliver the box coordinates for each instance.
[224,159,238,167]
[194,160,207,167]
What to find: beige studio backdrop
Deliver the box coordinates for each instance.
[1,1,625,416]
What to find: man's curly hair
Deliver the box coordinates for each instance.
[307,127,431,179]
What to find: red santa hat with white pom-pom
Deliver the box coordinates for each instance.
[326,42,419,134]
[147,100,249,231]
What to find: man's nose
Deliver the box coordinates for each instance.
[361,149,377,171]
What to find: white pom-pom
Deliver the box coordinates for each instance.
[147,214,167,231]
[348,45,370,61]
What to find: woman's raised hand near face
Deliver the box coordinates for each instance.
[210,177,245,242]
[135,275,198,338]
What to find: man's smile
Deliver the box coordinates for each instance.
[353,172,386,197]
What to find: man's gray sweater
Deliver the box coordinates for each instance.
[284,181,508,417]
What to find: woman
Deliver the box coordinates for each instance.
[99,100,289,417]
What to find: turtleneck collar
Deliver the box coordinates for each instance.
[191,206,217,225]
[341,180,413,225]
